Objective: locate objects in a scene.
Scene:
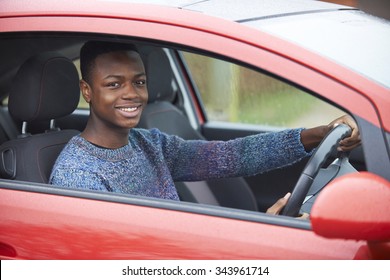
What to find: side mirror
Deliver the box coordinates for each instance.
[311,172,390,259]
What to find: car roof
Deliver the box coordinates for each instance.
[122,0,388,90]
[102,0,352,22]
[0,0,352,22]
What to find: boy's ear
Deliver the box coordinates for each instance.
[80,79,91,103]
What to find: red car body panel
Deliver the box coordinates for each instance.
[1,187,368,260]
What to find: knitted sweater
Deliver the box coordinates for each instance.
[49,128,310,200]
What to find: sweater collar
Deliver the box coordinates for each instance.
[72,134,133,161]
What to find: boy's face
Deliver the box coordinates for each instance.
[81,50,148,131]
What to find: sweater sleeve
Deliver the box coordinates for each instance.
[157,128,311,181]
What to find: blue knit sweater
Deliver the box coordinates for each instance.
[49,128,310,200]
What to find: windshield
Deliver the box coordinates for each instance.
[245,10,390,89]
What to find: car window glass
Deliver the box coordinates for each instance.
[181,52,344,128]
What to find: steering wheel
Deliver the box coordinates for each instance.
[281,124,352,217]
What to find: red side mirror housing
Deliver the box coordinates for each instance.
[311,172,390,241]
[311,172,390,259]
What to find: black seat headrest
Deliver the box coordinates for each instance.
[146,49,176,103]
[8,52,80,123]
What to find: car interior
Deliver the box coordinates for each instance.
[0,32,367,214]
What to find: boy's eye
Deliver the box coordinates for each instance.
[107,82,120,88]
[134,79,146,86]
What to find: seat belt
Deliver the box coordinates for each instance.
[0,107,20,141]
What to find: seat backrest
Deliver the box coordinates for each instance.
[0,52,80,183]
[139,49,258,211]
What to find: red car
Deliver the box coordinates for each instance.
[0,0,389,259]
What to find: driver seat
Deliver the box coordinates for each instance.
[0,52,80,183]
[139,49,258,211]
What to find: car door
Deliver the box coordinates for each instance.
[1,179,370,259]
[1,1,389,260]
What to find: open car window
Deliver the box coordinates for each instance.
[181,51,345,129]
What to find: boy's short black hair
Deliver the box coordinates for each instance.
[80,41,139,83]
